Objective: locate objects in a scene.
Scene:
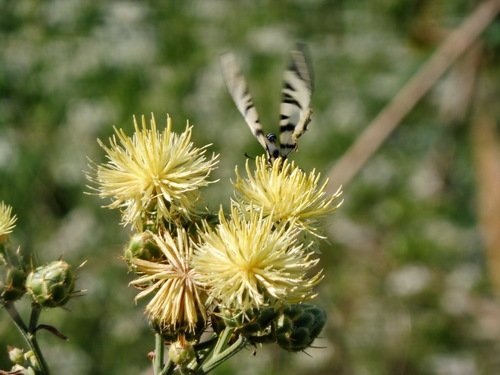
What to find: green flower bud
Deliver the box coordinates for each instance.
[7,348,38,374]
[7,346,24,365]
[168,339,195,366]
[1,246,27,303]
[124,232,163,266]
[0,263,27,303]
[26,260,75,308]
[24,350,38,369]
[275,304,327,352]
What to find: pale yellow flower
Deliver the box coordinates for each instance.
[0,202,17,241]
[193,207,323,313]
[130,229,206,333]
[233,156,342,237]
[90,114,219,229]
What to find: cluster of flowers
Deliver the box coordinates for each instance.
[89,114,342,373]
[0,203,77,374]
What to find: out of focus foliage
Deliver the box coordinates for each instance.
[1,1,499,374]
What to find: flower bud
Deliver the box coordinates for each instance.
[0,259,27,302]
[7,346,24,365]
[24,350,38,369]
[168,339,195,367]
[275,304,327,352]
[1,246,27,302]
[124,232,162,266]
[26,260,75,308]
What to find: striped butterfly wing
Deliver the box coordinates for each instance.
[220,53,279,160]
[279,43,314,157]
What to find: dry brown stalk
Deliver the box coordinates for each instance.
[327,0,500,192]
[472,104,500,297]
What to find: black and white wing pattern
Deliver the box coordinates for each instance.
[220,53,280,160]
[221,43,313,162]
[279,43,314,158]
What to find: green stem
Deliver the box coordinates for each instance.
[198,328,246,374]
[29,304,42,332]
[4,303,51,375]
[160,358,175,375]
[4,302,28,332]
[153,333,165,374]
[213,327,231,354]
[28,304,51,375]
[27,332,51,375]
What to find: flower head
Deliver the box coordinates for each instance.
[89,114,219,229]
[193,207,323,313]
[130,229,206,333]
[26,260,75,308]
[233,156,342,237]
[0,202,17,241]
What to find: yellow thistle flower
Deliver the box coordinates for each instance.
[89,114,219,229]
[193,207,323,313]
[233,156,342,237]
[130,229,206,333]
[0,202,17,241]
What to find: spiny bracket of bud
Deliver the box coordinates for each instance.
[150,316,206,343]
[230,307,279,344]
[26,260,76,308]
[275,303,327,352]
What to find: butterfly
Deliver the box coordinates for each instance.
[220,43,314,162]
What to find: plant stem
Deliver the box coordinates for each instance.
[28,305,51,375]
[4,302,27,332]
[198,328,246,374]
[153,333,165,374]
[4,303,51,375]
[160,361,175,375]
[27,333,51,375]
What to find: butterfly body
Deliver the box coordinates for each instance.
[221,43,314,162]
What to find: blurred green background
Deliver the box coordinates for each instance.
[1,1,500,374]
